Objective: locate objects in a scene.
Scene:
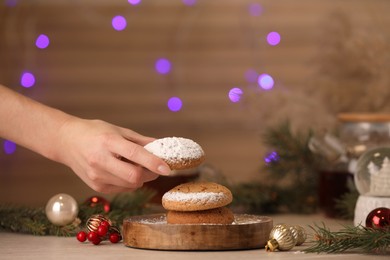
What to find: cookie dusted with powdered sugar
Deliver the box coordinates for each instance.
[144,137,205,170]
[162,182,233,212]
[166,207,234,224]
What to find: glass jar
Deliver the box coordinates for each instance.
[338,113,390,159]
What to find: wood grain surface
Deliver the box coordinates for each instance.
[122,213,273,250]
[0,0,389,206]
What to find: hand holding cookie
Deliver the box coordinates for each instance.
[144,137,205,170]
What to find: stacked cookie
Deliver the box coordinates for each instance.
[144,137,205,170]
[162,182,234,224]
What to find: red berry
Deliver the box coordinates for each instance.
[91,237,101,245]
[87,231,98,242]
[76,231,87,242]
[100,220,110,228]
[97,225,108,237]
[109,233,121,243]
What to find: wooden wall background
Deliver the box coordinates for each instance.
[0,0,389,206]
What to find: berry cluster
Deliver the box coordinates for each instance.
[76,220,121,245]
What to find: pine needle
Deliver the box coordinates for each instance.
[0,188,155,236]
[304,223,390,254]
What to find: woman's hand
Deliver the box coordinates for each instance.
[55,118,171,193]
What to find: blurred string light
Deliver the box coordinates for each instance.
[183,0,197,6]
[128,0,141,5]
[167,97,183,112]
[155,58,172,74]
[266,31,281,46]
[3,140,16,155]
[264,151,279,164]
[35,34,50,49]
[248,3,263,16]
[5,0,18,7]
[20,72,35,88]
[228,87,243,103]
[245,69,259,84]
[112,15,127,31]
[257,73,274,90]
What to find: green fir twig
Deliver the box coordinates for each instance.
[304,223,390,254]
[0,188,156,236]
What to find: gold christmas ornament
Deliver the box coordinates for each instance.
[86,214,112,232]
[45,193,79,226]
[265,224,296,252]
[289,225,307,246]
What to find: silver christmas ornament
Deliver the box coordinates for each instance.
[45,193,79,226]
[289,225,307,246]
[265,224,296,251]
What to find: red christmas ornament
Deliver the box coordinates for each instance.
[86,214,112,233]
[76,231,87,242]
[84,196,111,213]
[365,207,390,229]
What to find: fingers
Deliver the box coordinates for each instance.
[119,127,155,146]
[98,156,159,188]
[107,134,171,176]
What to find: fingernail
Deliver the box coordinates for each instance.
[158,165,171,175]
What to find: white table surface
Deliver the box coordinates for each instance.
[0,214,388,260]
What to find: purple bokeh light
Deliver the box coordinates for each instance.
[5,0,18,7]
[20,72,35,88]
[155,58,172,74]
[167,97,183,112]
[3,140,16,155]
[112,16,127,31]
[35,34,50,49]
[245,69,258,83]
[128,0,141,5]
[248,3,263,16]
[228,87,243,103]
[183,0,197,6]
[257,74,274,90]
[264,151,279,164]
[266,32,281,46]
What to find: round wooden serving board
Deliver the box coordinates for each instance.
[123,214,273,251]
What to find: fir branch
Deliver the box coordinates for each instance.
[108,188,156,226]
[0,188,155,236]
[259,121,320,213]
[262,120,319,185]
[304,224,390,254]
[0,205,81,236]
[334,179,359,220]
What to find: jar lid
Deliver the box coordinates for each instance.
[338,113,390,122]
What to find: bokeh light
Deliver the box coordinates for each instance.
[155,58,172,74]
[5,0,18,7]
[264,151,279,164]
[35,34,50,49]
[20,72,35,88]
[128,0,141,5]
[248,3,263,16]
[3,140,16,155]
[228,87,243,103]
[112,16,127,31]
[183,0,197,6]
[245,69,258,83]
[266,32,281,46]
[167,97,183,112]
[257,74,274,90]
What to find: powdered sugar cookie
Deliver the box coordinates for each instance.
[166,207,234,224]
[162,182,233,212]
[144,137,205,170]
